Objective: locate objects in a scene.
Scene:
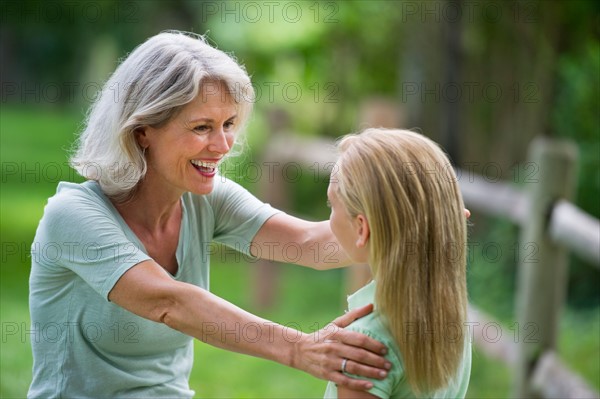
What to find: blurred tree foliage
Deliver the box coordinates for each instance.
[552,40,600,307]
[1,0,598,307]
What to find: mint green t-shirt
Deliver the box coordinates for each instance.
[28,177,280,398]
[324,281,472,399]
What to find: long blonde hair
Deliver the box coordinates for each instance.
[335,128,467,394]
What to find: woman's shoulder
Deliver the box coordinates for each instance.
[37,181,119,237]
[41,181,109,218]
[186,175,263,212]
[48,180,107,205]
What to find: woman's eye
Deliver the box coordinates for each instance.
[224,120,235,130]
[194,125,210,133]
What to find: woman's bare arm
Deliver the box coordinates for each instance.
[251,210,470,270]
[108,260,390,390]
[251,213,351,270]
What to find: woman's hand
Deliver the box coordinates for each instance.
[291,304,390,391]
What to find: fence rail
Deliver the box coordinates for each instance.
[458,171,600,268]
[550,200,600,266]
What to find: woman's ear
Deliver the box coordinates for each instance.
[355,214,370,248]
[134,126,149,149]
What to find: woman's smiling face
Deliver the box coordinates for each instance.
[137,80,238,196]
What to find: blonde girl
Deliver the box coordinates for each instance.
[324,128,471,398]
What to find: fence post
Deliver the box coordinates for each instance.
[253,108,290,310]
[513,137,578,397]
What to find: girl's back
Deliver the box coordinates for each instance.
[324,281,471,398]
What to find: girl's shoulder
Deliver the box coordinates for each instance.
[347,311,400,357]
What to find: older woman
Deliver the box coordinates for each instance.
[28,31,390,398]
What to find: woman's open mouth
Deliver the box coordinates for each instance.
[190,160,218,177]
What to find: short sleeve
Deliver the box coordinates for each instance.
[32,183,152,300]
[343,325,404,398]
[208,176,281,256]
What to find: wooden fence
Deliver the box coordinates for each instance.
[255,131,599,398]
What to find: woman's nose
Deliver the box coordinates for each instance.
[208,129,232,154]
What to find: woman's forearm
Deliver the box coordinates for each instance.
[110,260,297,366]
[163,281,298,367]
[109,260,388,391]
[164,282,389,390]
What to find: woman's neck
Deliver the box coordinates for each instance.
[112,178,183,235]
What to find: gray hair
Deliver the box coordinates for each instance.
[70,31,254,201]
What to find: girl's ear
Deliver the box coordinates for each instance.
[355,214,370,248]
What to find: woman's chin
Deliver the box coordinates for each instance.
[188,180,215,196]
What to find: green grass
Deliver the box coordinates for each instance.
[1,106,598,397]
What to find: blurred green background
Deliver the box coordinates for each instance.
[1,0,599,397]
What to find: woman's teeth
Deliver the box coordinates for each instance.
[190,160,217,172]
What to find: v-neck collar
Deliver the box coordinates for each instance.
[82,181,187,279]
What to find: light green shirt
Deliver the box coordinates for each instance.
[28,177,280,398]
[324,281,471,398]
